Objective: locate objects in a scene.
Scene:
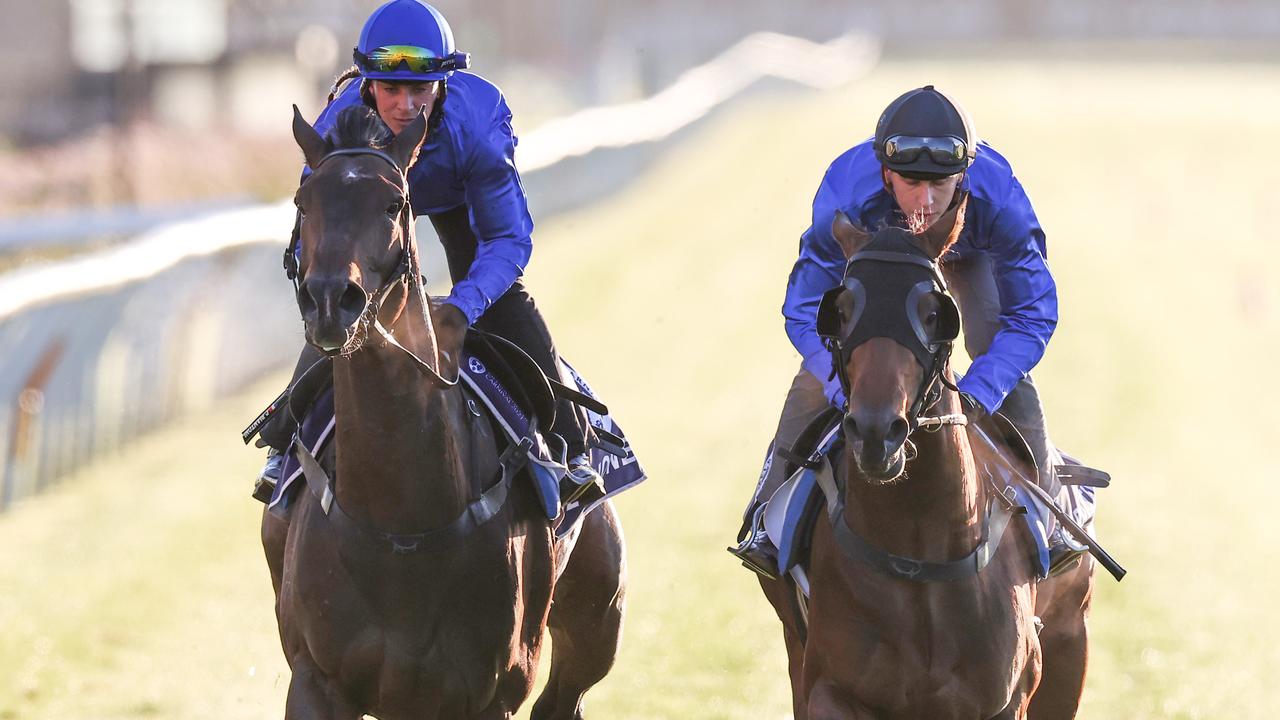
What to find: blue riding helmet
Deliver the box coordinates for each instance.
[354,0,470,82]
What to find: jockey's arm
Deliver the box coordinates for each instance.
[783,199,847,405]
[957,176,1057,415]
[441,94,533,326]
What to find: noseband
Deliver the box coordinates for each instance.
[817,247,966,433]
[284,146,456,387]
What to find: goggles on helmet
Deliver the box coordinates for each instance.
[354,45,469,76]
[883,135,968,167]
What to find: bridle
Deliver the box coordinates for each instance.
[284,146,456,388]
[814,244,1024,582]
[817,246,966,435]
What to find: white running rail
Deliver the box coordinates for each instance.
[0,30,879,509]
[0,31,878,321]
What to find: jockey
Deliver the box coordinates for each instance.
[255,0,601,502]
[730,85,1082,578]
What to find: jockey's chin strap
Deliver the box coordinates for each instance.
[286,146,456,388]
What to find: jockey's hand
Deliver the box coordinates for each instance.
[958,391,986,421]
[823,376,847,410]
[433,301,469,361]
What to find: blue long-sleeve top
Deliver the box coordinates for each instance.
[783,138,1057,413]
[310,71,535,326]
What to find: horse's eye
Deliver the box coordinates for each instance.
[386,200,404,217]
[925,311,938,326]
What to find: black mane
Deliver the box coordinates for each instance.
[327,105,393,151]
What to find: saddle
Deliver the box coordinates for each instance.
[761,409,1115,589]
[243,330,646,539]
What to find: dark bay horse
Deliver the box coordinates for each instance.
[760,201,1094,719]
[260,105,626,720]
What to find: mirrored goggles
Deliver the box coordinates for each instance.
[354,45,469,75]
[883,135,968,166]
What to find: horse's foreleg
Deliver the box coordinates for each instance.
[1030,559,1094,719]
[530,503,626,720]
[261,508,288,596]
[284,657,361,720]
[760,575,810,720]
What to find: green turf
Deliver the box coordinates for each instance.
[1,55,1277,718]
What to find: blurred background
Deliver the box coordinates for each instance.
[1,1,1278,718]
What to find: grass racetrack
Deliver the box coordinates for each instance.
[3,53,1278,718]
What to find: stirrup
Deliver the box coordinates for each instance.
[1046,523,1088,577]
[252,450,283,504]
[1047,546,1086,577]
[726,505,780,580]
[561,457,605,506]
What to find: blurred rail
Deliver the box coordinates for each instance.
[0,31,879,512]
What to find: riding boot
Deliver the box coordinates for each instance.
[728,502,780,580]
[251,343,327,492]
[728,368,829,579]
[998,378,1085,574]
[430,206,603,502]
[253,448,284,504]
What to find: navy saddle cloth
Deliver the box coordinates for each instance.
[268,342,645,537]
[762,417,1098,583]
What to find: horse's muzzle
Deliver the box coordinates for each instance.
[298,276,369,352]
[842,408,909,481]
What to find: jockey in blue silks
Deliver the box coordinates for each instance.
[255,0,602,501]
[731,85,1083,578]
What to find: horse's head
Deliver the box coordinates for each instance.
[817,196,968,482]
[289,104,429,354]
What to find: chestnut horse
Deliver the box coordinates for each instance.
[260,105,626,720]
[760,201,1094,719]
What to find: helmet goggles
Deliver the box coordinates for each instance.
[354,44,469,76]
[883,135,968,168]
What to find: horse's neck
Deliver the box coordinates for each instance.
[843,394,984,560]
[330,288,470,532]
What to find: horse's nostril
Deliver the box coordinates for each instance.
[338,281,368,321]
[886,418,909,448]
[298,286,318,315]
[842,414,859,439]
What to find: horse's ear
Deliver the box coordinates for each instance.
[916,192,969,260]
[832,211,872,260]
[389,110,430,170]
[292,104,328,170]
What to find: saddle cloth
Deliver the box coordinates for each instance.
[268,354,645,538]
[762,423,1097,586]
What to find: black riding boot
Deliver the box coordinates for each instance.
[728,369,829,579]
[429,207,601,504]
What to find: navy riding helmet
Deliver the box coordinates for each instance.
[353,0,470,83]
[873,86,977,180]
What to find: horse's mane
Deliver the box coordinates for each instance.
[327,105,393,151]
